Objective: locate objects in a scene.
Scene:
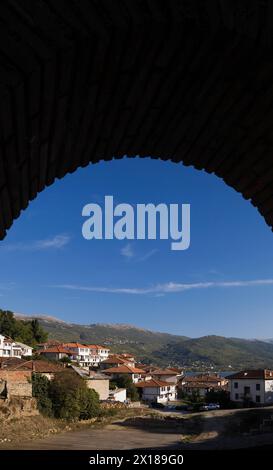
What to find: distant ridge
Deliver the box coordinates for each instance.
[12,312,273,370]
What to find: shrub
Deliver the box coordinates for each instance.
[32,373,53,416]
[49,369,100,421]
[112,375,139,401]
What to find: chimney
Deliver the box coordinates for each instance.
[32,361,35,372]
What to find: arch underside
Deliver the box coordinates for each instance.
[0,0,273,239]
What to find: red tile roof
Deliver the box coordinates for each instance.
[183,375,224,383]
[103,365,144,374]
[101,355,129,365]
[62,342,87,349]
[39,346,72,355]
[0,358,63,372]
[136,379,176,388]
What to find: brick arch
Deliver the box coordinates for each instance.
[0,0,273,239]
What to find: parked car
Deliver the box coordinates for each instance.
[200,403,220,411]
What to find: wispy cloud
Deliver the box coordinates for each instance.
[120,243,135,259]
[138,249,158,262]
[1,234,71,252]
[53,278,273,296]
[120,244,158,262]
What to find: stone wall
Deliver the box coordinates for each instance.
[0,370,32,398]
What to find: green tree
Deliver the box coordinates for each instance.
[112,374,139,401]
[32,373,53,416]
[30,318,48,343]
[49,369,100,420]
[0,309,48,346]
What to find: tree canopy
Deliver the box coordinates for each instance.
[0,309,48,346]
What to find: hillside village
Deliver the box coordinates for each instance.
[2,332,273,418]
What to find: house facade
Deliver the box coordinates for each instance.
[103,365,144,383]
[181,374,228,397]
[151,368,183,384]
[39,346,72,361]
[100,354,134,370]
[109,388,127,403]
[71,365,110,400]
[87,345,110,366]
[228,369,273,405]
[0,335,33,359]
[60,343,110,368]
[136,379,177,403]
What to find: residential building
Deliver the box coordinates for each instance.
[228,369,273,405]
[136,379,177,403]
[109,388,127,403]
[0,357,64,396]
[61,343,110,368]
[87,345,110,366]
[0,334,33,358]
[36,340,61,349]
[100,354,134,370]
[71,366,110,400]
[181,374,228,397]
[62,342,92,367]
[39,346,73,361]
[9,358,64,380]
[151,368,183,384]
[15,342,33,357]
[103,365,144,383]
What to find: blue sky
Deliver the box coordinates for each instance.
[0,157,273,339]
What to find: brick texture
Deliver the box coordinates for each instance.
[0,1,273,234]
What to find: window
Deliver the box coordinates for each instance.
[256,395,261,403]
[256,384,260,391]
[235,393,239,400]
[234,382,238,389]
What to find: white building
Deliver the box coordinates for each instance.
[109,388,127,403]
[136,379,177,403]
[62,343,91,367]
[151,368,183,384]
[87,345,110,366]
[103,365,144,383]
[62,342,110,368]
[0,334,33,358]
[228,369,273,405]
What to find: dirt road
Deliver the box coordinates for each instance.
[10,422,182,450]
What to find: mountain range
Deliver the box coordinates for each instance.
[15,313,273,370]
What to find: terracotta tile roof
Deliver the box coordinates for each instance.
[87,344,109,350]
[101,355,129,365]
[39,346,72,355]
[184,375,223,383]
[0,357,63,372]
[184,382,218,389]
[62,342,87,349]
[136,379,176,388]
[103,365,144,374]
[0,357,25,368]
[227,369,273,380]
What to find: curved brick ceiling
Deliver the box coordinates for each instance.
[0,0,273,239]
